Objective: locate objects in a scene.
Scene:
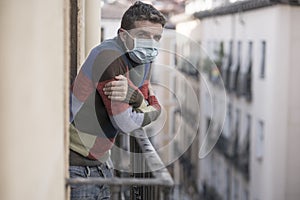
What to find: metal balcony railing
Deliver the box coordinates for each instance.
[66,129,174,200]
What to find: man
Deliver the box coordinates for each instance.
[69,1,166,199]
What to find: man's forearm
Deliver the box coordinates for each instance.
[97,78,161,133]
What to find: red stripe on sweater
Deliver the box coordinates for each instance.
[148,95,161,110]
[73,71,95,102]
[96,79,130,116]
[87,137,115,160]
[139,80,150,100]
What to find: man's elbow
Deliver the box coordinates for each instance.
[109,109,144,133]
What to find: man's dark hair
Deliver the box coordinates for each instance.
[121,1,166,30]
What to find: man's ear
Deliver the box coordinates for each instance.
[118,29,127,42]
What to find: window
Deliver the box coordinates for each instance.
[174,43,178,66]
[220,41,233,90]
[233,178,239,200]
[238,114,251,177]
[229,41,241,93]
[220,46,228,81]
[260,41,266,79]
[235,109,241,135]
[246,114,252,136]
[226,169,231,200]
[245,41,253,102]
[233,109,241,154]
[210,41,224,85]
[224,104,233,138]
[217,41,224,71]
[243,188,249,200]
[256,120,264,160]
[101,27,104,42]
[240,114,251,153]
[172,76,177,98]
[235,41,242,96]
[225,40,233,90]
[206,117,212,134]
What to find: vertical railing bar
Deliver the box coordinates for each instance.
[158,186,161,200]
[148,173,151,200]
[143,157,146,199]
[138,136,141,200]
[111,185,119,200]
[152,185,154,200]
[146,172,148,199]
[130,135,135,200]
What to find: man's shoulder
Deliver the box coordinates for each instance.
[94,37,123,53]
[85,37,127,63]
[88,37,131,70]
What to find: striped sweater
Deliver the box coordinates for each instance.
[69,37,161,165]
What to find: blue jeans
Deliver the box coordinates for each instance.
[69,163,113,200]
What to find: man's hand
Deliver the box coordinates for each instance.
[103,75,128,101]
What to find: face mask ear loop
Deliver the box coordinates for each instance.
[120,29,136,52]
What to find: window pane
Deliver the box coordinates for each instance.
[260,41,266,78]
[256,120,264,160]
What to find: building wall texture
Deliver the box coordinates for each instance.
[193,4,300,200]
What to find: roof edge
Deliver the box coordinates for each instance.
[194,0,300,20]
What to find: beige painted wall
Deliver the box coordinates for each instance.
[0,0,65,200]
[0,0,101,199]
[78,0,101,67]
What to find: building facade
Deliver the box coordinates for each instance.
[191,1,300,200]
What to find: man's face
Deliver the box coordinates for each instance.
[120,20,163,50]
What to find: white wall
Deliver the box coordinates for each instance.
[285,6,300,200]
[101,19,121,40]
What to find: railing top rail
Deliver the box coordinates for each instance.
[66,177,173,186]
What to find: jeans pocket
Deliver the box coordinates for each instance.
[69,166,87,178]
[97,165,111,200]
[69,165,112,200]
[97,164,113,179]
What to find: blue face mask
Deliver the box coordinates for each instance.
[128,38,159,64]
[124,31,160,64]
